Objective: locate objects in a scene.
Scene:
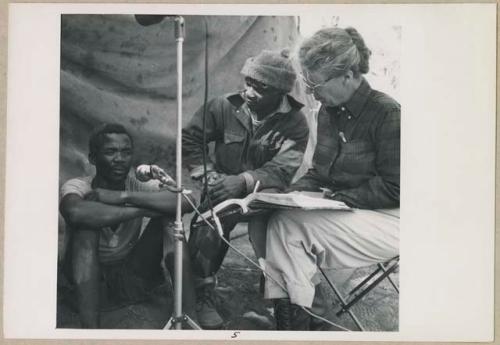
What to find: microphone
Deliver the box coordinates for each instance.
[136,164,176,187]
[135,15,167,26]
[134,15,185,39]
[134,15,180,26]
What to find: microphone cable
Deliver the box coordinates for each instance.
[201,17,215,218]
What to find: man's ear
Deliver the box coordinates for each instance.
[88,153,96,166]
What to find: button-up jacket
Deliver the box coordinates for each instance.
[182,92,309,193]
[293,78,400,209]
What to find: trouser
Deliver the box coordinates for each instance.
[188,211,270,281]
[264,208,400,308]
[188,186,274,282]
[188,184,282,287]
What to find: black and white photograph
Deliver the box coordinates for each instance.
[3,3,496,342]
[56,13,401,331]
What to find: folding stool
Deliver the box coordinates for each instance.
[318,256,400,331]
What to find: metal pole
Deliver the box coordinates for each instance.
[173,16,185,330]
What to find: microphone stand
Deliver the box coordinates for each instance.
[163,16,200,330]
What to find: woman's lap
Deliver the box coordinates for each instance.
[263,208,399,306]
[266,208,400,270]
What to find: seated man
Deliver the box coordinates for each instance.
[263,27,400,330]
[182,49,309,329]
[59,123,196,328]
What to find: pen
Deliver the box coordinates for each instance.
[320,187,334,198]
[339,131,347,143]
[253,180,260,194]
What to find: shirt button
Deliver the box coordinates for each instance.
[341,106,346,111]
[348,116,352,120]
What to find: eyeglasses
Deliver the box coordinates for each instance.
[301,73,335,92]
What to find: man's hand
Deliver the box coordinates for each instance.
[150,165,176,187]
[86,188,126,205]
[208,175,246,205]
[250,130,286,164]
[203,171,223,186]
[137,164,175,187]
[258,130,285,152]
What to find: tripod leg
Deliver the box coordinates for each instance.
[184,314,203,330]
[164,313,202,330]
[164,318,173,330]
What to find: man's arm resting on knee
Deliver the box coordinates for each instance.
[60,193,158,229]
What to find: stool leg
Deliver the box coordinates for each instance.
[319,266,363,331]
[348,265,384,297]
[378,262,399,293]
[317,257,399,332]
[342,260,399,313]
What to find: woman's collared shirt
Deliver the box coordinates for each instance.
[294,78,400,209]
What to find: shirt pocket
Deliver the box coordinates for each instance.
[337,139,376,174]
[224,131,245,144]
[217,131,246,174]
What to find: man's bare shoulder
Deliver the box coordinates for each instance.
[60,176,93,200]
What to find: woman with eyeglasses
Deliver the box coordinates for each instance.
[264,27,400,330]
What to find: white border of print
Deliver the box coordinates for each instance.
[4,2,496,341]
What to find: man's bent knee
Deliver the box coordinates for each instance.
[71,230,100,285]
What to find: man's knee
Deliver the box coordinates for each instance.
[71,230,100,284]
[72,229,100,253]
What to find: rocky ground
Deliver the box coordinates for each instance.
[57,224,399,331]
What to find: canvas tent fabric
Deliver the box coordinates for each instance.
[60,15,304,185]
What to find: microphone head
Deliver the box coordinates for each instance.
[135,164,152,182]
[134,15,167,26]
